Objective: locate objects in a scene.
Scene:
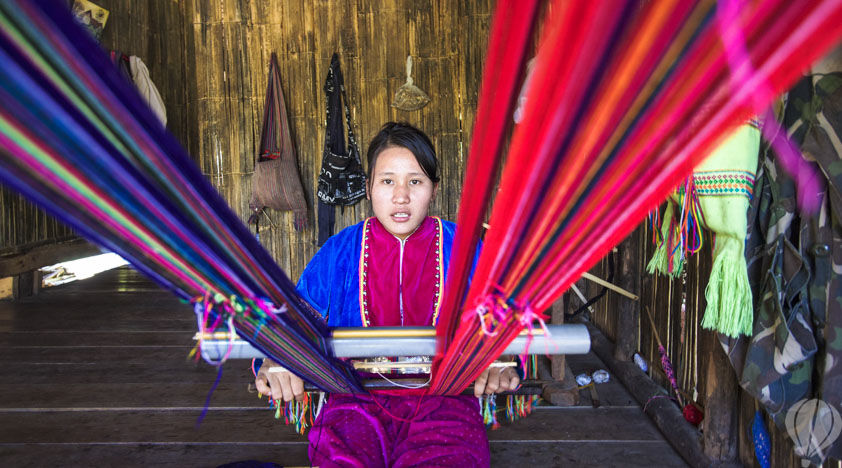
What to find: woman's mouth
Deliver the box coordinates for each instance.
[391,212,410,222]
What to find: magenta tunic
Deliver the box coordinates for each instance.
[364,216,442,327]
[303,217,489,467]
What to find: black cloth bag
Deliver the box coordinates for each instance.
[317,53,366,245]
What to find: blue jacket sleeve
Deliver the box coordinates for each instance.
[294,222,364,327]
[295,236,339,321]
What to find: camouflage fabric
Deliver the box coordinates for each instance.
[721,72,842,465]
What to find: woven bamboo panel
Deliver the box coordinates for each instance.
[1,0,187,254]
[182,0,492,279]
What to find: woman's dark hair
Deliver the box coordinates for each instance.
[366,122,440,184]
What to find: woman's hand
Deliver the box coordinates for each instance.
[254,358,306,402]
[473,364,520,397]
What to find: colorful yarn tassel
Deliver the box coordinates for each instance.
[676,177,705,257]
[702,235,753,337]
[647,177,705,278]
[646,202,685,278]
[269,392,317,435]
[505,395,536,423]
[481,394,500,429]
[503,355,538,425]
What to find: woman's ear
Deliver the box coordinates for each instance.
[365,181,371,200]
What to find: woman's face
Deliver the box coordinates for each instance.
[367,146,436,240]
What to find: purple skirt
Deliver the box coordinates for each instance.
[308,393,489,468]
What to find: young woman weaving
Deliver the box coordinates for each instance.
[254,122,519,467]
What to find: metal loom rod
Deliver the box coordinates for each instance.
[198,324,591,360]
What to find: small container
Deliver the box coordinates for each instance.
[633,353,648,372]
[592,369,610,384]
[576,373,593,386]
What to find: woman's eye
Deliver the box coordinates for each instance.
[381,179,393,185]
[410,179,422,185]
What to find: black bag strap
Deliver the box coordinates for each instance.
[336,59,362,167]
[323,54,344,158]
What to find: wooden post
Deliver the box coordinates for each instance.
[12,270,36,299]
[540,296,580,406]
[614,228,640,362]
[701,329,739,462]
[551,296,567,379]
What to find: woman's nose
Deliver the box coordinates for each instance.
[392,183,410,203]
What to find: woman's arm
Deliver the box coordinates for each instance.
[253,235,344,401]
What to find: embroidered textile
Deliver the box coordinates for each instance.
[297,217,457,327]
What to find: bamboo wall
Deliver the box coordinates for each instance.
[100,0,190,157]
[181,0,492,280]
[1,0,492,274]
[0,187,75,255]
[0,0,188,256]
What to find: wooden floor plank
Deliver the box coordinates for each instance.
[0,440,689,468]
[0,382,262,408]
[0,330,192,347]
[487,407,666,442]
[0,407,667,444]
[0,267,690,467]
[0,319,194,332]
[0,442,310,468]
[489,440,688,467]
[0,409,309,443]
[0,346,199,363]
[0,379,270,407]
[0,361,250,384]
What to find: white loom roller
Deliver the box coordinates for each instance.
[197,324,591,360]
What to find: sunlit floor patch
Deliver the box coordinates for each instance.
[40,253,129,287]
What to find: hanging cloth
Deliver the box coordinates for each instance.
[317,53,367,245]
[249,53,309,231]
[648,124,760,337]
[129,55,166,126]
[109,51,166,126]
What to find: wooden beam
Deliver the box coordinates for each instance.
[12,270,39,299]
[581,272,639,301]
[0,240,101,278]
